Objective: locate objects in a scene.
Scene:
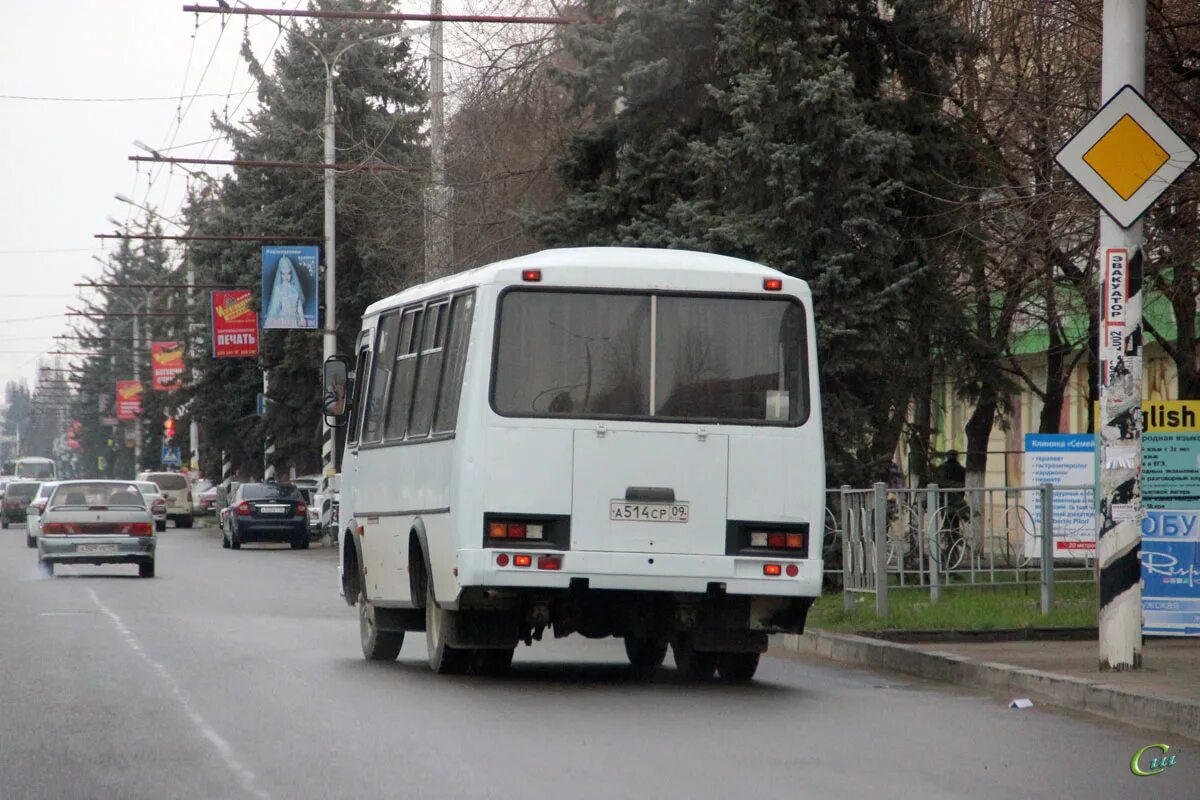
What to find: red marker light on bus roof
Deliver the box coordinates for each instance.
[763,278,783,291]
[522,269,542,282]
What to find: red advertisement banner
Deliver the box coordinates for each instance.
[151,341,186,391]
[211,290,259,358]
[116,380,144,421]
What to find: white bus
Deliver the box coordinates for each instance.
[9,457,56,481]
[323,247,824,681]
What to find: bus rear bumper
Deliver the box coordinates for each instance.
[457,548,822,597]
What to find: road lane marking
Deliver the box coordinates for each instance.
[87,588,271,800]
[38,612,93,616]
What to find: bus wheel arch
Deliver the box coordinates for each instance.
[341,531,362,607]
[408,522,432,609]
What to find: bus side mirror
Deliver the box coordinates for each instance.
[323,355,353,426]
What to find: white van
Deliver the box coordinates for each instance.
[324,248,824,680]
[136,472,193,528]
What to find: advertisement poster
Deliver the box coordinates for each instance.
[211,290,259,358]
[1141,400,1200,636]
[151,341,185,391]
[116,380,144,421]
[261,246,319,330]
[1022,433,1095,559]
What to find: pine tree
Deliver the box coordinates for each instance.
[540,0,979,484]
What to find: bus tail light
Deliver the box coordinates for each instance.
[763,564,782,576]
[513,554,532,568]
[484,516,566,548]
[745,528,806,553]
[496,553,510,567]
[763,278,783,291]
[537,555,561,570]
[785,564,799,577]
[522,269,542,282]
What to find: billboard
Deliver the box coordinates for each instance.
[1022,434,1095,559]
[211,290,259,358]
[151,341,185,391]
[1141,400,1200,636]
[116,380,144,421]
[261,245,319,329]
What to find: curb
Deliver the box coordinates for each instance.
[773,629,1200,742]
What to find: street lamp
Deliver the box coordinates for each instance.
[286,23,427,474]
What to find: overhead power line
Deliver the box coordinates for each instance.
[95,233,318,242]
[0,91,254,103]
[130,154,421,172]
[183,4,580,24]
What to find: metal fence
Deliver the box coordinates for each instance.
[824,484,1095,617]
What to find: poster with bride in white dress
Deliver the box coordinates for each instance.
[261,246,319,330]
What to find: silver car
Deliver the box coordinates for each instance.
[135,481,169,532]
[38,480,157,578]
[25,481,58,548]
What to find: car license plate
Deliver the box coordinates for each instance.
[609,501,689,523]
[77,544,118,554]
[259,505,287,514]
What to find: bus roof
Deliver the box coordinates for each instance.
[363,247,806,319]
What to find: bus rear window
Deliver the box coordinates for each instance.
[493,290,807,425]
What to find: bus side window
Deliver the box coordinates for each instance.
[407,301,448,438]
[384,306,423,440]
[360,312,401,444]
[433,293,475,433]
[347,343,371,446]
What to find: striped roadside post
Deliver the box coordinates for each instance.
[1097,247,1143,671]
[221,450,232,488]
[321,424,335,476]
[1095,0,1147,672]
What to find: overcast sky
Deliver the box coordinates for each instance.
[0,0,506,392]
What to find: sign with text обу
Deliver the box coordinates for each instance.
[116,380,144,421]
[211,290,259,358]
[1141,400,1200,636]
[1022,434,1095,560]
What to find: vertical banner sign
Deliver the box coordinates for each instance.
[150,341,185,391]
[261,246,319,329]
[116,380,144,421]
[1096,246,1144,666]
[1141,400,1200,636]
[1023,434,1095,559]
[211,290,259,357]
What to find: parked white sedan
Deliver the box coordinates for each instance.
[25,481,57,548]
[37,480,157,578]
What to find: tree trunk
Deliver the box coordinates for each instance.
[908,328,935,486]
[1172,261,1199,399]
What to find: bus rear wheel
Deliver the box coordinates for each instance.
[624,636,668,670]
[359,593,403,661]
[472,648,515,676]
[672,635,717,681]
[716,651,760,683]
[425,581,472,674]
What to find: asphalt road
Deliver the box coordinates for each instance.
[1,521,1196,800]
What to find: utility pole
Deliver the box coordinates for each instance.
[1096,0,1146,672]
[424,0,453,282]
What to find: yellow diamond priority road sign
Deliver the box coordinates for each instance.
[1056,85,1196,228]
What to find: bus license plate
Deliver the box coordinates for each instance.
[609,501,689,523]
[77,544,118,554]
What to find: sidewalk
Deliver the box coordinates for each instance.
[773,630,1200,742]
